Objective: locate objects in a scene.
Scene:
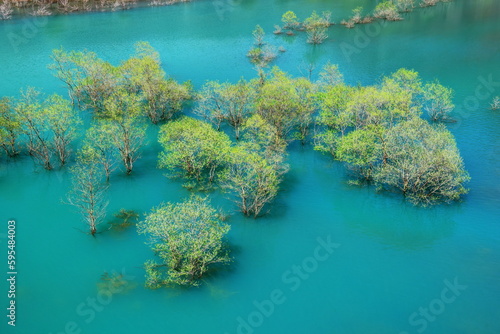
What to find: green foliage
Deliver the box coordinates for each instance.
[50,42,190,123]
[221,146,282,218]
[97,89,147,174]
[303,11,329,44]
[43,94,82,166]
[81,125,118,180]
[138,195,231,288]
[317,62,344,88]
[252,24,265,46]
[281,10,299,30]
[336,125,384,179]
[13,88,81,169]
[373,118,470,205]
[221,115,288,217]
[351,7,363,23]
[68,155,109,236]
[121,42,191,124]
[49,48,119,113]
[158,117,231,187]
[422,80,454,121]
[373,1,401,20]
[247,45,278,68]
[255,67,317,141]
[382,68,422,102]
[0,97,22,157]
[108,209,139,231]
[315,68,469,205]
[195,79,256,139]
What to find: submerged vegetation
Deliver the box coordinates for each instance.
[491,96,500,110]
[0,39,472,287]
[138,195,231,288]
[273,0,453,41]
[108,209,139,231]
[315,68,469,205]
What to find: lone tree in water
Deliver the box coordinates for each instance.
[252,24,265,46]
[68,156,109,236]
[138,195,231,288]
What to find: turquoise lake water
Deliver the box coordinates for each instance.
[1,0,499,333]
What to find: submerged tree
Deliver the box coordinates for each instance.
[43,94,81,166]
[394,0,415,12]
[221,115,288,217]
[138,195,231,288]
[252,24,265,46]
[194,79,256,139]
[315,68,469,205]
[81,125,118,181]
[108,209,139,231]
[491,96,500,110]
[221,146,282,218]
[50,42,190,122]
[68,157,109,236]
[49,48,120,113]
[99,90,146,174]
[373,118,470,205]
[158,117,231,186]
[373,1,402,21]
[303,11,329,44]
[121,42,191,124]
[281,10,300,30]
[14,88,52,168]
[0,97,22,157]
[255,68,302,140]
[13,88,80,169]
[317,62,344,88]
[422,80,454,122]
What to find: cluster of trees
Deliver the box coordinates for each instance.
[50,43,190,237]
[0,0,191,20]
[344,0,452,27]
[273,10,332,44]
[315,68,469,205]
[270,0,453,38]
[142,65,468,287]
[0,88,81,169]
[50,41,191,124]
[1,41,470,287]
[158,114,288,218]
[247,25,286,78]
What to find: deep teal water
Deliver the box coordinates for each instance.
[0,0,499,333]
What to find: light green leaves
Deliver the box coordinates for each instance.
[138,195,231,288]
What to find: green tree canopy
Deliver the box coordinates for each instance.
[138,195,231,288]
